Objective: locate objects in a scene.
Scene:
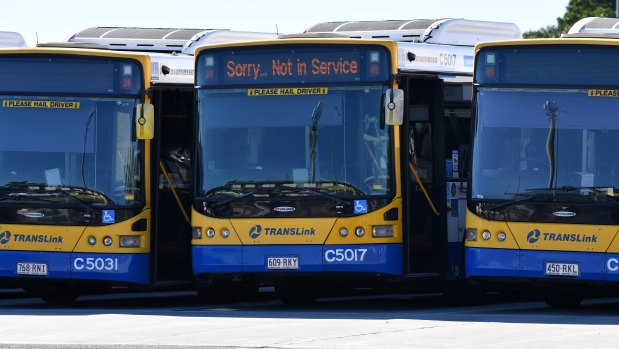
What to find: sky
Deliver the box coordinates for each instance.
[4,0,570,46]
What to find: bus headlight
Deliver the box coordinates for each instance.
[482,230,491,240]
[221,229,230,238]
[465,228,477,241]
[497,232,507,241]
[339,228,349,237]
[88,236,96,245]
[355,227,365,237]
[192,227,202,239]
[103,236,113,246]
[120,236,141,247]
[372,225,394,237]
[206,228,215,238]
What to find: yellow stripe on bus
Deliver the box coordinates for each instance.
[2,100,80,109]
[588,89,619,97]
[248,87,328,96]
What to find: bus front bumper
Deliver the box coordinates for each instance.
[465,247,619,281]
[192,243,402,276]
[0,251,150,284]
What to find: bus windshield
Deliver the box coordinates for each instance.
[472,87,619,203]
[196,85,392,198]
[0,96,142,207]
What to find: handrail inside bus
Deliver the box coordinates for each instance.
[159,160,190,224]
[408,161,439,216]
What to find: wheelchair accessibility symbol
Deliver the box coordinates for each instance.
[102,210,116,224]
[354,200,368,214]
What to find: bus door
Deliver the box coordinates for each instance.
[402,77,447,276]
[150,86,194,282]
[442,81,472,281]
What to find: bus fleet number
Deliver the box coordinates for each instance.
[324,248,368,263]
[73,257,119,272]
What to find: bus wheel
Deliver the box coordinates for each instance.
[39,288,79,304]
[197,281,256,304]
[544,290,583,308]
[443,281,485,306]
[276,284,316,305]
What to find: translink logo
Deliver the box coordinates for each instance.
[249,225,262,239]
[0,228,10,245]
[248,224,316,239]
[527,229,597,244]
[527,229,541,243]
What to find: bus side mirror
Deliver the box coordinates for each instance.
[385,89,404,126]
[136,103,154,140]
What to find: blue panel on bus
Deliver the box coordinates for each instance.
[0,250,72,279]
[465,247,520,278]
[192,245,243,274]
[244,245,324,272]
[322,244,401,275]
[604,254,619,281]
[192,243,402,275]
[465,247,608,281]
[70,253,150,284]
[519,250,604,280]
[0,251,148,284]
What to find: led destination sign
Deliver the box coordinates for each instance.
[197,46,390,86]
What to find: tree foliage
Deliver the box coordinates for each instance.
[523,0,615,38]
[523,25,561,39]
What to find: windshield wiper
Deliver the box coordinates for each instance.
[203,181,355,208]
[489,185,619,210]
[269,186,351,206]
[0,182,110,208]
[487,192,553,210]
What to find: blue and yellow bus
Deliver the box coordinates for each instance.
[191,19,521,303]
[0,27,276,302]
[465,17,619,307]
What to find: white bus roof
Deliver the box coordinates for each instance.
[67,27,277,55]
[303,19,521,75]
[304,19,521,46]
[564,17,619,38]
[0,31,27,48]
[63,27,276,84]
[182,31,278,55]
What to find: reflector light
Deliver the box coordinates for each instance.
[120,236,141,247]
[206,228,215,238]
[355,227,365,237]
[192,227,202,239]
[482,230,491,240]
[465,228,477,241]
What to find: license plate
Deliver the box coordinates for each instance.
[545,262,579,277]
[16,262,48,276]
[267,257,298,270]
